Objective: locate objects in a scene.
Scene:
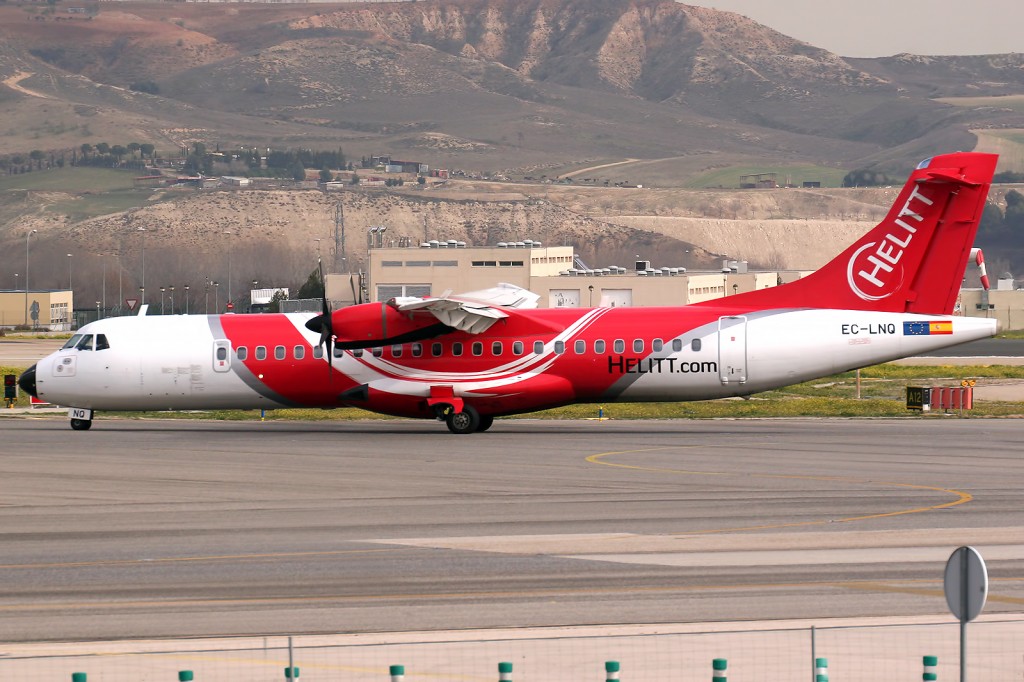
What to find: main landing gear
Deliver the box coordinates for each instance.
[441,404,494,434]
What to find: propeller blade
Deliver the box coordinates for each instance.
[316,258,333,382]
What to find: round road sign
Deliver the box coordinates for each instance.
[944,546,988,622]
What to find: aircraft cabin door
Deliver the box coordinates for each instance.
[213,339,232,373]
[718,316,747,385]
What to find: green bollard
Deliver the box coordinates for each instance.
[923,655,938,681]
[712,658,727,682]
[284,666,300,679]
[178,672,194,682]
[815,658,828,682]
[71,674,87,682]
[390,664,405,682]
[605,660,620,681]
[498,661,513,681]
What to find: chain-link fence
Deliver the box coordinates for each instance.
[2,616,1022,681]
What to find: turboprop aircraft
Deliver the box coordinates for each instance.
[18,151,1000,433]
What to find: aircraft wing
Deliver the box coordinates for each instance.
[389,283,540,334]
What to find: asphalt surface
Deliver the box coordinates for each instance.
[1,417,1022,642]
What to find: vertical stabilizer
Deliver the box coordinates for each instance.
[723,152,997,314]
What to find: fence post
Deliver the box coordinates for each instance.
[499,661,512,681]
[605,660,620,681]
[713,658,727,682]
[390,664,405,682]
[923,655,938,681]
[815,658,828,682]
[178,672,194,682]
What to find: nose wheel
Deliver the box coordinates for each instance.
[70,418,93,431]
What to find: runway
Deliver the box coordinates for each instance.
[1,417,1022,643]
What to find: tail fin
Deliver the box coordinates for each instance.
[729,152,997,314]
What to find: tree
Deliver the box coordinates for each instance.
[140,143,155,160]
[127,142,141,158]
[318,167,333,183]
[95,142,110,155]
[29,149,44,169]
[110,145,127,163]
[80,143,92,160]
[290,162,306,182]
[267,289,288,313]
[1005,190,1024,234]
[296,267,324,299]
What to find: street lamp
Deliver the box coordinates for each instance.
[137,227,146,304]
[184,284,190,314]
[25,229,37,326]
[213,281,219,313]
[67,253,73,291]
[204,279,210,315]
[169,285,175,315]
[222,230,233,306]
[13,273,17,290]
[160,286,165,315]
[139,286,145,312]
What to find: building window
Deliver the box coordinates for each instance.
[405,260,430,267]
[471,260,497,267]
[432,260,458,267]
[381,261,403,267]
[499,260,524,267]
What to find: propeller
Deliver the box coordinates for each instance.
[304,259,334,379]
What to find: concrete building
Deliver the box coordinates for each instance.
[0,290,74,330]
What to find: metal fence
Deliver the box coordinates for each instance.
[2,616,1022,681]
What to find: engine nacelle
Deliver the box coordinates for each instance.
[330,303,451,349]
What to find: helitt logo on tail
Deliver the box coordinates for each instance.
[847,185,934,302]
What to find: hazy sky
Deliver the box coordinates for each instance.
[683,1,1023,57]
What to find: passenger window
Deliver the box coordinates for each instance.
[595,340,605,353]
[411,343,422,357]
[633,339,644,353]
[372,347,383,358]
[653,339,663,352]
[334,345,344,358]
[391,345,403,358]
[312,346,323,359]
[472,342,483,356]
[353,349,363,358]
[613,339,624,353]
[255,346,267,361]
[534,340,544,354]
[63,334,84,350]
[554,341,565,354]
[293,345,305,360]
[95,334,110,351]
[431,342,442,357]
[692,338,702,352]
[76,335,94,351]
[574,340,586,354]
[237,346,248,361]
[672,339,683,352]
[216,347,228,362]
[492,341,502,355]
[512,341,524,355]
[452,342,463,357]
[274,346,286,360]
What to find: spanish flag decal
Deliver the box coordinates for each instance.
[903,321,954,336]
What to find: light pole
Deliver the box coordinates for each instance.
[204,279,209,315]
[160,286,165,315]
[251,279,258,313]
[137,227,146,304]
[139,286,145,312]
[13,273,17,290]
[184,285,190,315]
[169,285,175,315]
[214,281,219,313]
[222,230,233,307]
[25,229,37,326]
[95,301,100,321]
[67,253,73,291]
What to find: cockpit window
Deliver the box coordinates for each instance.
[63,334,84,350]
[95,334,110,351]
[75,335,94,351]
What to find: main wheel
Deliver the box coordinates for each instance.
[70,418,92,431]
[446,405,480,434]
[476,415,494,432]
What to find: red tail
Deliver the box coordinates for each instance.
[724,152,998,314]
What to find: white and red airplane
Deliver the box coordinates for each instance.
[19,151,1000,433]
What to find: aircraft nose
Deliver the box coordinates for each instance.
[18,364,37,398]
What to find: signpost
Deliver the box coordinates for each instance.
[944,546,988,682]
[125,298,139,312]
